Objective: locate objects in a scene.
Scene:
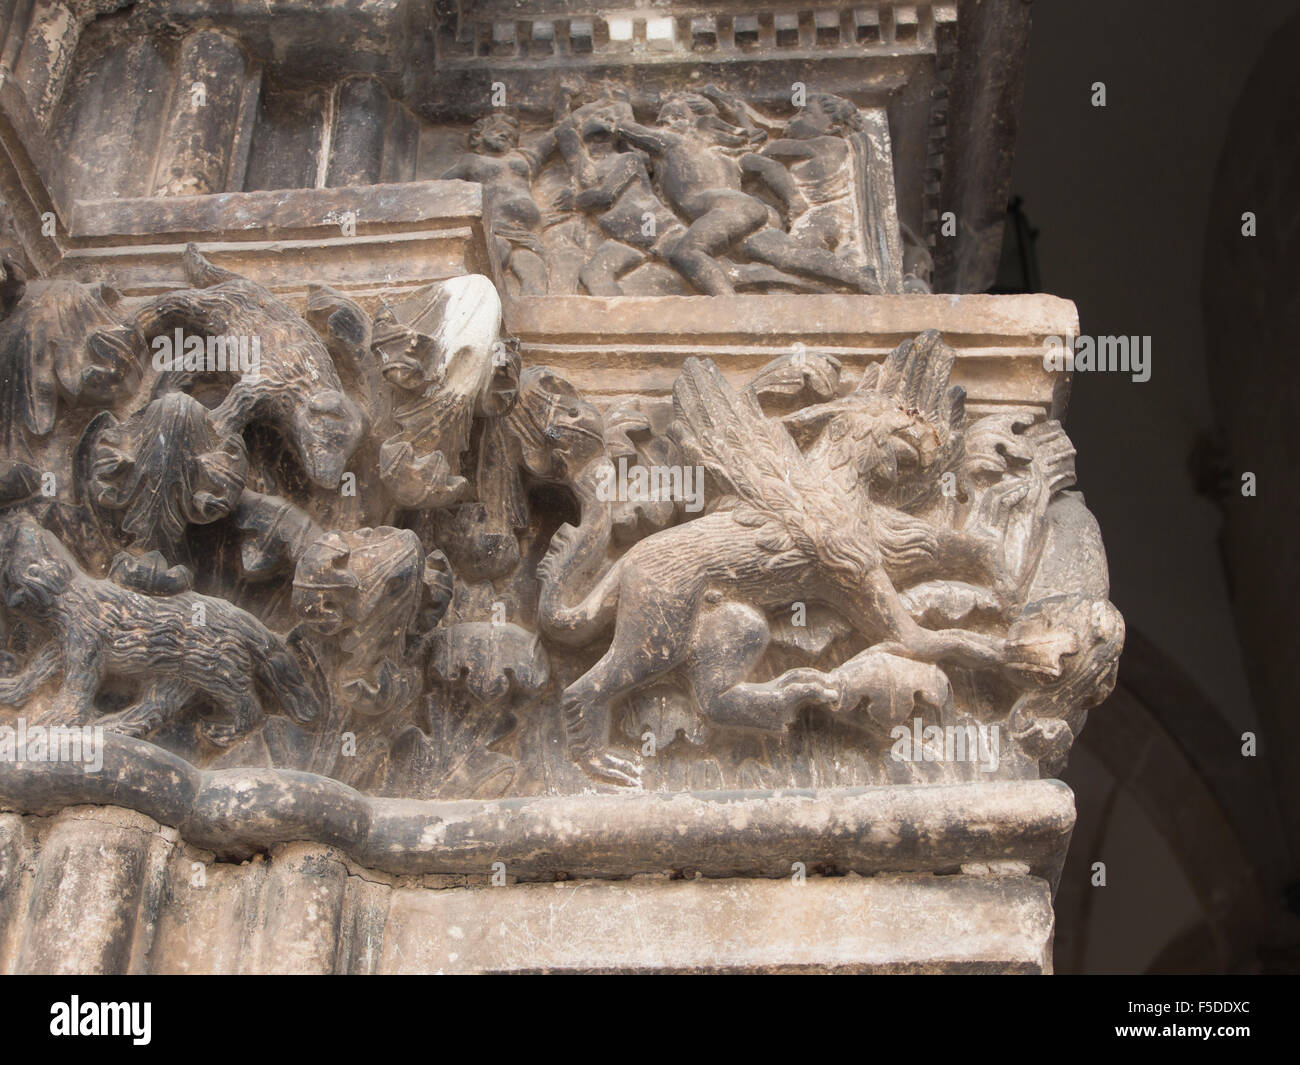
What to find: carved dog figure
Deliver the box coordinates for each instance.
[0,517,319,745]
[134,245,365,490]
[292,526,442,719]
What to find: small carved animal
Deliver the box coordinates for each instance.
[134,245,364,489]
[0,517,319,745]
[292,526,438,719]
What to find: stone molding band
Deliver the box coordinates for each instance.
[0,733,1074,883]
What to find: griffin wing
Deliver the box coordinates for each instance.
[671,357,877,577]
[858,329,965,445]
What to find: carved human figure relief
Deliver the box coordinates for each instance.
[441,113,559,296]
[449,84,915,297]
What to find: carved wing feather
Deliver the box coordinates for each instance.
[671,358,877,578]
[673,357,802,497]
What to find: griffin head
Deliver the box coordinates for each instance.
[785,331,965,502]
[857,330,964,484]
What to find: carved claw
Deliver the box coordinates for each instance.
[822,675,848,714]
[973,478,1032,534]
[1003,632,1076,680]
[199,717,245,748]
[97,706,165,739]
[200,724,238,747]
[379,438,469,509]
[575,748,642,788]
[778,668,844,713]
[341,661,414,718]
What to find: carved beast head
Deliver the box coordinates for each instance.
[853,330,966,504]
[288,387,366,489]
[136,256,366,491]
[507,367,606,482]
[291,527,427,645]
[0,517,75,616]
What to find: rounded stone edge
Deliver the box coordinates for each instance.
[0,734,1075,880]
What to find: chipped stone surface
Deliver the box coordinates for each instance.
[377,874,1057,974]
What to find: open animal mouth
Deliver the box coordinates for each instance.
[294,598,347,636]
[893,439,921,471]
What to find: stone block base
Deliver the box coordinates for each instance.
[372,874,1055,974]
[0,804,1055,974]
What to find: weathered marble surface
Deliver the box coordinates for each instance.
[0,732,1075,878]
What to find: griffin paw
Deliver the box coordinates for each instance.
[199,718,243,747]
[574,748,642,788]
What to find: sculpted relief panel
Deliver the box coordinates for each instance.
[0,234,1121,801]
[443,85,924,297]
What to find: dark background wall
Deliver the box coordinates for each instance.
[1008,0,1300,972]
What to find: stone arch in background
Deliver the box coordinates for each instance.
[1200,5,1300,940]
[1056,631,1284,972]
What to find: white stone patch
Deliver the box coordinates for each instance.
[646,17,674,49]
